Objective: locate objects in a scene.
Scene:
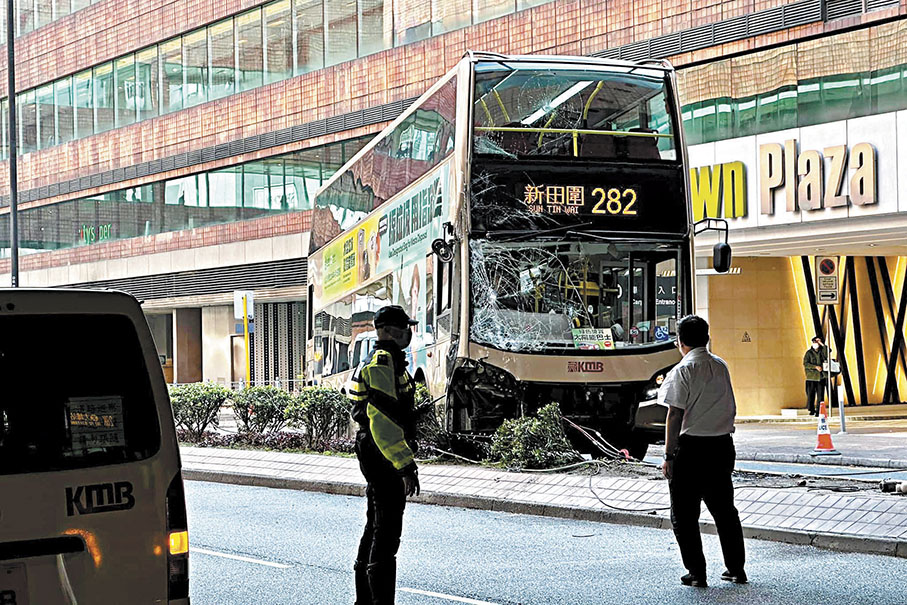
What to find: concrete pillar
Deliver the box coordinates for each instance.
[174,308,203,383]
[202,306,234,386]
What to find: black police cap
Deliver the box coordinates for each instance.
[374,305,418,328]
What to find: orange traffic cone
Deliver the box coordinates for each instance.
[810,401,840,456]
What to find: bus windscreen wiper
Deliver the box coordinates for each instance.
[488,222,594,242]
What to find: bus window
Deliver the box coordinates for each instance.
[473,64,676,161]
[0,314,161,475]
[470,239,681,352]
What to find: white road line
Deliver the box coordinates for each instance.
[400,587,500,605]
[192,547,291,569]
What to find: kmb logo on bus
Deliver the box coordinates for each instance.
[567,361,604,373]
[66,481,135,516]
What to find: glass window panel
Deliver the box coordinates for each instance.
[264,0,292,84]
[325,0,357,67]
[797,30,871,127]
[207,165,242,225]
[242,161,271,220]
[160,39,182,113]
[115,54,137,128]
[359,0,390,56]
[284,156,316,210]
[71,0,88,10]
[183,29,208,108]
[1,99,9,160]
[35,0,52,28]
[18,90,37,155]
[393,0,429,46]
[266,158,286,210]
[869,23,907,115]
[473,0,513,24]
[93,62,114,133]
[431,0,470,35]
[209,18,235,100]
[0,4,6,44]
[55,77,74,145]
[294,0,324,75]
[73,69,93,139]
[54,0,70,19]
[517,0,547,8]
[18,0,35,35]
[36,83,55,150]
[237,8,263,92]
[136,46,159,121]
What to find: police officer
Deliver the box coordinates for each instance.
[349,305,421,605]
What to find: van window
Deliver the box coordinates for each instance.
[0,314,161,475]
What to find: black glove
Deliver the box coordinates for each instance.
[402,470,420,497]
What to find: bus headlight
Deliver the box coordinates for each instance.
[642,372,668,401]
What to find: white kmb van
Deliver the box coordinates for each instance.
[0,289,189,604]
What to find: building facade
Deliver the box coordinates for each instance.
[1,0,905,412]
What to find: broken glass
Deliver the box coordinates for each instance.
[470,238,680,353]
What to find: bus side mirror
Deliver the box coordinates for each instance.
[432,238,454,263]
[694,218,732,273]
[713,242,732,274]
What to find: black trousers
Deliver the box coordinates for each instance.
[355,431,406,605]
[805,380,826,414]
[668,434,745,577]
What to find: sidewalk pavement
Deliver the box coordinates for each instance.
[181,446,907,559]
[732,418,907,469]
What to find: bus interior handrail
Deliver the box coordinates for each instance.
[474,126,672,138]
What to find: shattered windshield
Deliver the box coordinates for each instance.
[470,239,681,352]
[473,63,676,161]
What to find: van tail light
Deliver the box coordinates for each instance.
[166,472,190,600]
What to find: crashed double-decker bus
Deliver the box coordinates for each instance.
[307,52,728,458]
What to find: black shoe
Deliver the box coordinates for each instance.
[720,570,748,584]
[681,573,707,587]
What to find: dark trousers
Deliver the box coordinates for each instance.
[668,434,745,577]
[355,432,406,605]
[805,380,826,414]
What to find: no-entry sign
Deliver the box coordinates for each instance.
[815,256,839,305]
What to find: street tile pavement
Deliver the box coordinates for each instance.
[181,447,907,554]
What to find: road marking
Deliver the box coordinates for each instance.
[400,587,500,604]
[192,547,291,569]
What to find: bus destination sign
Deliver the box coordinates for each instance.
[523,184,638,217]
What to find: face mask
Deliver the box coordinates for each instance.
[812,343,820,350]
[392,328,413,349]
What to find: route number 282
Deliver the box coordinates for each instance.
[591,188,638,215]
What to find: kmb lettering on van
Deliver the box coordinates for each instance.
[65,481,135,516]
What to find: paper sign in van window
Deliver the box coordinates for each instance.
[67,396,126,454]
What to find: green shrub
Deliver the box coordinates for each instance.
[169,382,232,441]
[414,383,446,453]
[232,385,294,433]
[490,403,579,470]
[285,386,351,449]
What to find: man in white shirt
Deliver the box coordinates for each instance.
[659,315,746,588]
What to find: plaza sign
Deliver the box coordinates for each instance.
[690,139,878,222]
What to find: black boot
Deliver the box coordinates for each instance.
[354,560,371,605]
[367,560,397,605]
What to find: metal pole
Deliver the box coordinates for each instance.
[830,313,846,433]
[6,0,19,287]
[243,294,251,388]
